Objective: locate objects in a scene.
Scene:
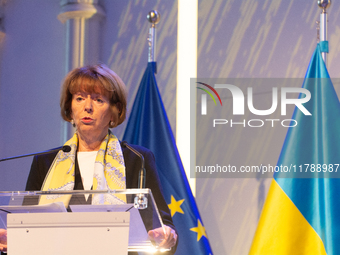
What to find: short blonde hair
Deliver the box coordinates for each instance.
[60,64,127,128]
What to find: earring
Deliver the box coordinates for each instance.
[110,121,114,126]
[70,119,74,125]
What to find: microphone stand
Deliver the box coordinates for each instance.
[0,146,71,162]
[121,141,148,209]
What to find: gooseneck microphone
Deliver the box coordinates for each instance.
[121,141,146,189]
[0,146,71,162]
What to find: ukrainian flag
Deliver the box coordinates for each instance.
[249,43,340,255]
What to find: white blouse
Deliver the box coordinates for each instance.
[77,151,98,191]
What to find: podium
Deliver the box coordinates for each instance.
[0,189,167,255]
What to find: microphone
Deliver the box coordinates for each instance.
[0,146,71,162]
[121,141,146,189]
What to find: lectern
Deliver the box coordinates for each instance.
[0,189,167,255]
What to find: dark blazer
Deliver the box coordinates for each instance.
[25,143,177,254]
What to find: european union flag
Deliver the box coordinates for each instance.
[123,62,213,254]
[250,44,340,255]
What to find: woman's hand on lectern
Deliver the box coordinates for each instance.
[0,229,7,252]
[148,225,177,249]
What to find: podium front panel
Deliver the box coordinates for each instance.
[0,189,167,253]
[8,212,129,255]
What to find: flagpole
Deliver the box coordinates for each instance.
[147,10,160,63]
[317,0,331,66]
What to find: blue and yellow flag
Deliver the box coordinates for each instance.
[123,62,213,254]
[249,44,340,255]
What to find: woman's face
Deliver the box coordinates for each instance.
[71,89,112,143]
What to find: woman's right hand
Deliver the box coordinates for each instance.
[0,229,7,252]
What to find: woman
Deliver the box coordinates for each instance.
[0,64,177,253]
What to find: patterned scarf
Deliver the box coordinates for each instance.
[39,130,126,207]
